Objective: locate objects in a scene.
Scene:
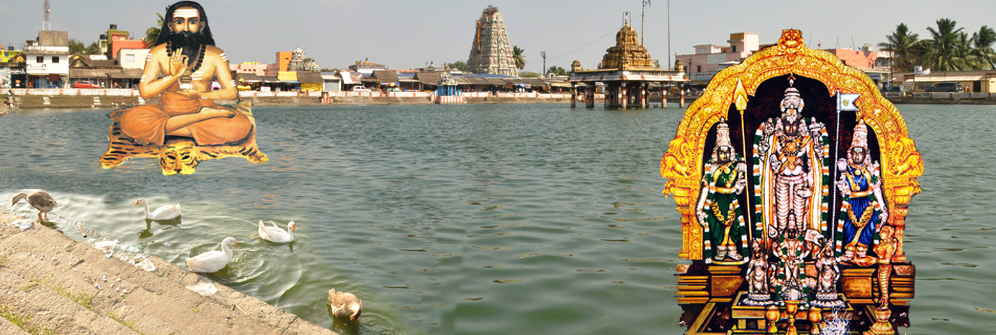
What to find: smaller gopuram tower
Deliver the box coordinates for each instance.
[467,5,518,77]
[598,20,654,70]
[569,18,687,109]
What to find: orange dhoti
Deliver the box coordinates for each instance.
[118,91,252,146]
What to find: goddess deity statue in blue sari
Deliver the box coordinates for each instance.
[835,120,889,266]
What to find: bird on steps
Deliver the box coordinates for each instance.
[12,191,57,222]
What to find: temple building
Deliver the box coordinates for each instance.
[466,5,518,77]
[569,20,687,109]
[287,45,320,72]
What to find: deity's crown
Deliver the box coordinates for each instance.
[716,117,732,149]
[780,80,805,114]
[851,119,868,149]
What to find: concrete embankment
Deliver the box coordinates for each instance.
[0,209,336,335]
[7,95,574,109]
[886,97,996,104]
[465,96,570,104]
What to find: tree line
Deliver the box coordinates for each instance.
[880,18,996,72]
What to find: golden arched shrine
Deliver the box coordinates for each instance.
[661,29,922,334]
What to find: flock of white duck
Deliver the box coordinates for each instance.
[10,190,362,321]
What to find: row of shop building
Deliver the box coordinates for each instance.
[1,49,578,95]
[252,70,576,94]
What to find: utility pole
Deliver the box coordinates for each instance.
[642,0,651,46]
[43,0,51,31]
[541,51,547,77]
[667,0,671,69]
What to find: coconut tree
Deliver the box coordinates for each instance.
[927,18,969,71]
[971,25,996,69]
[512,45,526,70]
[145,11,165,48]
[953,32,982,70]
[878,23,921,72]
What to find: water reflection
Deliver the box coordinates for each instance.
[139,218,181,239]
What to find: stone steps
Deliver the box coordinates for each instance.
[0,268,136,334]
[0,210,336,335]
[0,317,31,335]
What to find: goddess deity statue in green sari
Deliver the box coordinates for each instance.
[695,118,748,264]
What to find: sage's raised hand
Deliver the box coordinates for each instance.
[168,48,189,77]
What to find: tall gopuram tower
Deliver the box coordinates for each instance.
[467,5,518,77]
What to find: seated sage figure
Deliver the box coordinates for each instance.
[102,1,266,175]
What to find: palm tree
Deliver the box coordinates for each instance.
[927,18,969,71]
[971,25,996,69]
[145,11,165,48]
[878,23,921,72]
[512,45,526,70]
[953,32,982,70]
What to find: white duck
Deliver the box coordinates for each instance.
[186,237,238,273]
[134,198,181,220]
[328,288,363,321]
[256,220,297,243]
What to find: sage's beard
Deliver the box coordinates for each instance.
[168,31,206,69]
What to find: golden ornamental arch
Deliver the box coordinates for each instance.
[660,29,923,261]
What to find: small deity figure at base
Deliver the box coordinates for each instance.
[695,118,748,264]
[835,120,888,267]
[874,225,898,310]
[742,239,774,306]
[812,241,844,308]
[771,228,810,301]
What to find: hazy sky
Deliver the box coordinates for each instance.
[1,0,994,73]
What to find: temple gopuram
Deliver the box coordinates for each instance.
[467,5,518,77]
[288,45,320,72]
[660,29,921,334]
[569,19,686,109]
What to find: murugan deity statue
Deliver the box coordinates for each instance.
[835,120,888,266]
[743,239,773,306]
[695,118,748,263]
[755,79,828,244]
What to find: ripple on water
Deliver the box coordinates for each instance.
[8,105,996,334]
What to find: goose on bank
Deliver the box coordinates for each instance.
[12,191,57,222]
